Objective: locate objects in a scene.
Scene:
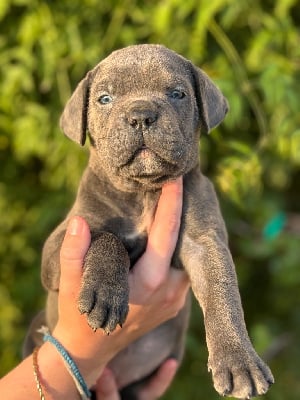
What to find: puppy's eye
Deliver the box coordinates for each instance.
[98,94,113,104]
[169,89,186,100]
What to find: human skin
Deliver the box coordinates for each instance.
[95,360,179,400]
[0,177,190,399]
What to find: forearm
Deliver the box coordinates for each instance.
[0,342,105,399]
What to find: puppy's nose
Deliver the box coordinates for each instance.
[127,108,158,128]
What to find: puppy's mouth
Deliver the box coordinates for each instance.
[123,144,156,166]
[118,144,180,186]
[125,143,182,167]
[133,145,154,158]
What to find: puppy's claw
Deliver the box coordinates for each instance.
[267,377,275,385]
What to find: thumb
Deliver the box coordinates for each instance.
[94,368,120,399]
[59,216,91,296]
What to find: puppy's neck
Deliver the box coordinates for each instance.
[77,164,160,231]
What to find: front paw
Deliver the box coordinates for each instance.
[208,347,274,399]
[78,279,129,334]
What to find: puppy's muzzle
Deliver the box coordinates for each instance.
[126,101,158,130]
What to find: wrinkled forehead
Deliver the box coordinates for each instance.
[91,45,192,94]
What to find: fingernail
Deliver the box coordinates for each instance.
[67,217,83,235]
[167,358,178,370]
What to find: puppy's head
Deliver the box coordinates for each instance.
[60,44,228,191]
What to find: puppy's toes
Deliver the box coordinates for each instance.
[86,298,129,334]
[101,304,129,334]
[209,348,274,398]
[251,360,274,396]
[210,367,233,397]
[78,282,129,334]
[78,287,96,315]
[228,367,253,399]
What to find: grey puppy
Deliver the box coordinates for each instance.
[25,44,274,399]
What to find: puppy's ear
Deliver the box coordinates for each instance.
[59,71,93,146]
[192,66,229,133]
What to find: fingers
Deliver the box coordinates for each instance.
[162,268,190,311]
[94,368,120,400]
[59,216,91,299]
[130,178,183,295]
[147,177,183,265]
[95,360,178,400]
[139,359,178,400]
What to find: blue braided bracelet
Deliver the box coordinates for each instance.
[40,327,91,399]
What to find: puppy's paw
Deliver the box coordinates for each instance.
[208,347,274,399]
[78,280,129,334]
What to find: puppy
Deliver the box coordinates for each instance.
[25,44,274,399]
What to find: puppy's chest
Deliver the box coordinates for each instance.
[121,196,157,265]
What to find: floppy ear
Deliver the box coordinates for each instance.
[192,66,229,133]
[59,71,93,146]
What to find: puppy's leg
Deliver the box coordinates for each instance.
[42,225,130,334]
[178,170,274,399]
[78,231,130,333]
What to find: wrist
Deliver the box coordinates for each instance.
[38,338,105,397]
[51,326,114,386]
[38,342,79,398]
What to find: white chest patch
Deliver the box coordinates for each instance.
[125,193,157,241]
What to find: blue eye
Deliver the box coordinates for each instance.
[169,89,186,100]
[98,94,113,104]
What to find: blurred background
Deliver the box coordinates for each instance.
[0,0,299,398]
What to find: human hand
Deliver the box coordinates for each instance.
[52,177,189,386]
[95,359,178,400]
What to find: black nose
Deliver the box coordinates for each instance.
[126,105,158,128]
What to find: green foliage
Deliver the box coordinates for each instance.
[1,0,300,398]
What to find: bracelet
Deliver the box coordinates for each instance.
[39,327,91,399]
[32,346,46,400]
